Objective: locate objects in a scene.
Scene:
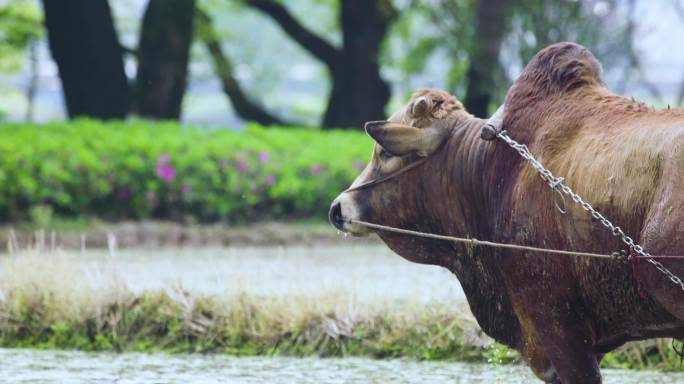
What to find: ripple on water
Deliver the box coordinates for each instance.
[1,349,683,384]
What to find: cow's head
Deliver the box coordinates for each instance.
[329,88,469,237]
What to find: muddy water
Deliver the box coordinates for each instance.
[1,348,682,384]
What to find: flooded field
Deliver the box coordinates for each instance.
[2,348,682,384]
[59,244,465,302]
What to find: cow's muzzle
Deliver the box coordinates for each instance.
[364,120,387,141]
[329,200,344,230]
[328,194,370,236]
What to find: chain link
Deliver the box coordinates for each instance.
[496,130,684,292]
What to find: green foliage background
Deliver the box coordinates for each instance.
[0,120,372,222]
[0,0,41,72]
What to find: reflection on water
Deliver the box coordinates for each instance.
[72,245,465,303]
[1,348,682,384]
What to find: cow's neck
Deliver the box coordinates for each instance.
[430,115,521,347]
[376,114,521,347]
[431,114,497,241]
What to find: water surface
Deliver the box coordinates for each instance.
[1,349,682,384]
[71,245,465,303]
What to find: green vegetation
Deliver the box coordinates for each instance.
[0,0,42,73]
[0,120,371,222]
[602,340,684,371]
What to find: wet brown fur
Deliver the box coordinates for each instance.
[337,43,684,383]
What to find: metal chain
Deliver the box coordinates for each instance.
[496,130,684,292]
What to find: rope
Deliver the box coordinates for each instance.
[344,157,429,192]
[348,219,616,259]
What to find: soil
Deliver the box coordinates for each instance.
[0,221,380,250]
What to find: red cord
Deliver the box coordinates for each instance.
[629,252,684,299]
[633,255,684,259]
[630,247,647,299]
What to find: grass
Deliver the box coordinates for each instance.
[0,247,681,372]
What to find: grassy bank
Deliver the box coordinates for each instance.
[0,249,504,362]
[1,290,509,362]
[0,250,681,372]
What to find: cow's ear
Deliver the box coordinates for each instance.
[411,96,431,118]
[364,121,449,157]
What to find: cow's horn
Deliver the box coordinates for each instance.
[480,104,505,141]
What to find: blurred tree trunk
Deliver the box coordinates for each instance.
[196,9,291,126]
[324,0,393,129]
[464,0,511,118]
[41,0,129,119]
[25,40,38,122]
[134,0,195,120]
[246,0,395,129]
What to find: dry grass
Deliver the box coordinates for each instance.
[0,245,501,361]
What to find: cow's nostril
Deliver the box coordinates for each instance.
[328,201,344,230]
[364,120,385,139]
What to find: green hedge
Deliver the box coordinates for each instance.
[0,119,372,222]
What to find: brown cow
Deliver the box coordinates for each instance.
[329,42,684,383]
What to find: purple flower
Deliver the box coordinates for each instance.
[116,188,132,201]
[180,183,191,193]
[353,161,365,171]
[265,174,276,186]
[156,154,176,183]
[236,158,248,174]
[156,165,176,183]
[258,151,270,164]
[309,165,325,175]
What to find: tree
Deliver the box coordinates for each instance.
[134,0,196,120]
[245,0,396,129]
[464,0,511,117]
[410,0,635,116]
[0,0,43,121]
[195,8,292,126]
[0,0,42,73]
[41,0,129,119]
[509,0,633,70]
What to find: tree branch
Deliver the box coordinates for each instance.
[196,8,294,126]
[120,44,138,56]
[244,0,339,69]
